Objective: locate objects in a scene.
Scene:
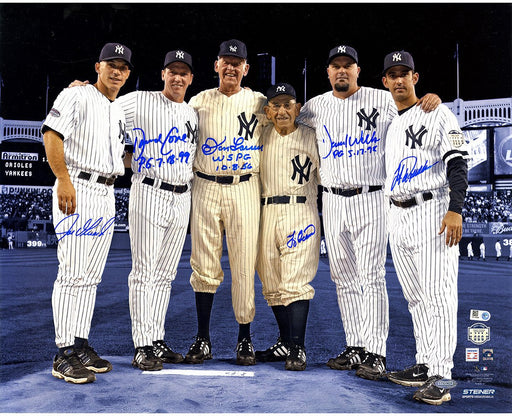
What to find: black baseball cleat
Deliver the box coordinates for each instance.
[326,346,366,370]
[132,346,163,371]
[52,348,96,384]
[356,352,386,380]
[153,340,184,364]
[285,345,307,371]
[413,375,452,405]
[76,342,112,373]
[236,337,256,366]
[255,337,289,362]
[184,336,212,364]
[387,363,429,387]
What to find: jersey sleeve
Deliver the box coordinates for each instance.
[116,92,138,146]
[188,92,202,110]
[42,87,80,140]
[297,99,315,129]
[438,105,470,164]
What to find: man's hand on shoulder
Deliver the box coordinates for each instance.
[68,80,90,88]
[417,93,441,113]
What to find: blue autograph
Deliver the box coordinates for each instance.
[287,224,316,248]
[201,136,263,156]
[54,214,116,241]
[132,127,187,157]
[323,125,381,159]
[391,156,439,191]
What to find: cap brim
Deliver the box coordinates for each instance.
[327,54,358,65]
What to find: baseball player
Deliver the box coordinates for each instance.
[118,50,198,371]
[298,45,440,380]
[495,239,501,260]
[255,83,320,371]
[480,241,486,260]
[381,50,469,405]
[184,39,266,366]
[467,240,474,260]
[42,42,132,384]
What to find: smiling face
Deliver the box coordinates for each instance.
[95,59,130,100]
[327,56,360,98]
[161,61,193,103]
[264,94,301,135]
[382,65,419,109]
[215,55,249,94]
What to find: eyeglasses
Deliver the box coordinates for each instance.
[268,102,296,111]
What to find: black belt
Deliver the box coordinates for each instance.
[322,185,382,197]
[391,192,433,208]
[261,196,307,205]
[196,171,251,184]
[142,177,188,193]
[78,171,116,186]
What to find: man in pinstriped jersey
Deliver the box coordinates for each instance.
[184,39,267,366]
[382,50,468,405]
[298,44,440,380]
[42,43,132,384]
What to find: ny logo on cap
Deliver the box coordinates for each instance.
[176,51,185,59]
[338,46,346,53]
[276,86,286,92]
[115,45,125,55]
[393,53,402,62]
[230,45,238,52]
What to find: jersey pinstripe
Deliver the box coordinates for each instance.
[257,124,320,307]
[189,87,266,324]
[385,104,470,200]
[189,88,267,175]
[298,86,393,358]
[299,87,396,188]
[116,90,198,348]
[43,85,126,177]
[385,102,467,379]
[118,91,197,184]
[43,84,125,348]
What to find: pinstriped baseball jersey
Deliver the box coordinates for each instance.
[117,91,198,184]
[299,87,396,187]
[43,85,126,177]
[257,123,320,306]
[189,88,267,175]
[385,104,470,200]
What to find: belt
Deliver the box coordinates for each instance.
[142,177,188,193]
[391,192,433,208]
[78,171,116,186]
[261,196,307,205]
[322,185,382,197]
[196,171,251,184]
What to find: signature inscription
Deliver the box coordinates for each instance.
[391,156,439,191]
[54,214,116,241]
[287,224,316,248]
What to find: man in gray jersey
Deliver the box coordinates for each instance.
[299,45,440,381]
[42,42,132,384]
[382,50,468,405]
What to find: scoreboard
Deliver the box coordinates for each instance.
[0,141,55,186]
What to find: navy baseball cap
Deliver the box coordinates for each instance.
[163,50,193,71]
[218,39,247,59]
[99,42,133,69]
[327,45,358,65]
[383,50,415,74]
[266,82,297,101]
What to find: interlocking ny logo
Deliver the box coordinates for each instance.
[185,121,198,144]
[291,155,313,184]
[237,112,258,140]
[115,45,124,55]
[405,125,427,149]
[176,51,185,59]
[230,45,237,52]
[276,86,286,92]
[393,53,402,62]
[357,108,380,131]
[338,46,346,53]
[118,120,126,143]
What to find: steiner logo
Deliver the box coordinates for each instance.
[1,152,38,161]
[462,389,495,399]
[468,323,490,345]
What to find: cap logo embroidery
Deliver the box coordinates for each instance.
[276,86,286,92]
[337,46,346,53]
[229,45,238,52]
[115,45,124,55]
[176,51,185,59]
[393,53,402,61]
